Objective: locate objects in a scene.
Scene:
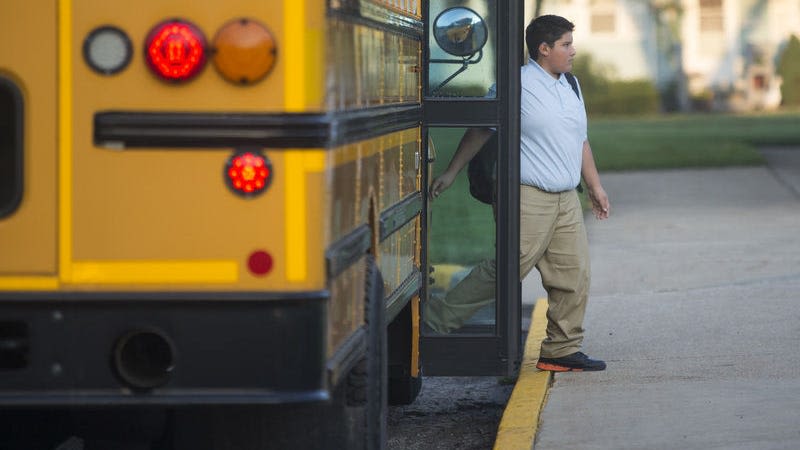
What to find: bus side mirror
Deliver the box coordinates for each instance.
[430,7,488,95]
[432,7,488,57]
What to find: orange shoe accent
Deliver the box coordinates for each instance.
[535,362,584,372]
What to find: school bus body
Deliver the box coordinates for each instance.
[0,0,422,407]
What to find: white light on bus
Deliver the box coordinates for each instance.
[145,19,207,82]
[83,26,133,75]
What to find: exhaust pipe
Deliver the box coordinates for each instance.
[112,329,175,391]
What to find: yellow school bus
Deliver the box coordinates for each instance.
[1,0,424,447]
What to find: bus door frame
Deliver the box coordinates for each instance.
[420,0,524,376]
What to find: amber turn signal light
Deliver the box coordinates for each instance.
[212,18,277,85]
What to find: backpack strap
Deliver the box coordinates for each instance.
[564,72,584,194]
[564,72,580,99]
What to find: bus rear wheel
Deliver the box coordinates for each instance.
[388,300,422,405]
[346,256,387,450]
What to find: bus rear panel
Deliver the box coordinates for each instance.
[0,0,422,409]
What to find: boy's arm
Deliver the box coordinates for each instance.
[430,127,494,199]
[581,140,610,220]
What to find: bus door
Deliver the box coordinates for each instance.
[421,0,523,376]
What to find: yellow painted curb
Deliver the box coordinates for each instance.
[493,298,551,450]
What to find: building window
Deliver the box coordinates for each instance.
[591,0,617,33]
[699,0,724,33]
[0,77,23,218]
[753,74,766,90]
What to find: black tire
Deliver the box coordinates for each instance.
[168,258,386,450]
[346,256,387,450]
[388,301,422,405]
[388,371,422,406]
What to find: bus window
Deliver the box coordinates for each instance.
[0,77,23,218]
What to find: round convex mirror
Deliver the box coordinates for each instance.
[433,7,488,57]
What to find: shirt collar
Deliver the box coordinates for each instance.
[528,58,568,88]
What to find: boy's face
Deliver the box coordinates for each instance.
[540,31,575,76]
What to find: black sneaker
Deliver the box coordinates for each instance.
[536,352,606,372]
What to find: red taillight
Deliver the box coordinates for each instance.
[247,251,273,276]
[145,19,207,82]
[225,151,272,197]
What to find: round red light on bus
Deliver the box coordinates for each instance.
[145,19,207,82]
[247,251,273,276]
[225,151,272,197]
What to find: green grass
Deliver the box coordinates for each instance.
[590,111,800,171]
[429,112,800,264]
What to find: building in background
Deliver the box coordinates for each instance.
[530,0,800,111]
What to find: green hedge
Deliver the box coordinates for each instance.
[572,54,661,116]
[586,80,661,116]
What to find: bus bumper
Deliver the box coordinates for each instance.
[0,291,353,406]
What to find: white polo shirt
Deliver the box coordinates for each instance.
[519,59,587,192]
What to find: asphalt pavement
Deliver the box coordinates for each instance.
[532,148,800,449]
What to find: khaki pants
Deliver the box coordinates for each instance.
[423,185,590,358]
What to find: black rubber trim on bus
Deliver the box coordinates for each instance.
[326,224,371,280]
[384,270,421,324]
[326,326,367,391]
[93,104,421,150]
[0,290,329,302]
[325,192,422,281]
[328,0,424,39]
[379,193,422,242]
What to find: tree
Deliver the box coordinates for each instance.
[533,0,544,17]
[648,0,689,111]
[777,34,800,106]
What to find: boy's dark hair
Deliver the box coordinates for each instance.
[525,15,575,60]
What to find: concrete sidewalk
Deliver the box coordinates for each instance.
[534,151,800,449]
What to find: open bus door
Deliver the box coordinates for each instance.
[421,0,524,376]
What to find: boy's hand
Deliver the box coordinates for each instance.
[587,185,610,220]
[430,171,456,200]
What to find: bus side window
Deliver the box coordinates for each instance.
[0,77,23,218]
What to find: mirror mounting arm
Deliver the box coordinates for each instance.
[429,50,484,95]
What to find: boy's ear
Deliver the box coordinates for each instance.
[538,42,550,57]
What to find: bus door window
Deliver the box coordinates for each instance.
[425,126,498,336]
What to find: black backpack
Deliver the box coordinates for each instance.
[467,73,581,204]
